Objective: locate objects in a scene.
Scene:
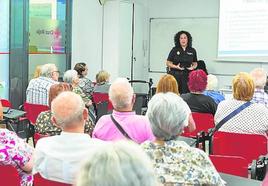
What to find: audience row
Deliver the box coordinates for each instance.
[1,64,268,186]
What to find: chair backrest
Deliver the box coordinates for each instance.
[0,165,20,186]
[133,95,143,115]
[95,101,108,122]
[209,155,248,177]
[23,102,49,124]
[212,131,268,164]
[34,133,49,144]
[92,92,113,111]
[0,99,12,108]
[34,173,72,186]
[182,112,215,138]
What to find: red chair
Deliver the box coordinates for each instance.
[34,132,49,144]
[23,103,49,145]
[34,173,72,186]
[182,112,215,138]
[212,131,268,165]
[92,92,113,111]
[0,99,12,108]
[209,155,248,177]
[23,102,49,124]
[0,165,20,186]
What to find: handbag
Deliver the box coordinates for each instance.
[110,115,132,140]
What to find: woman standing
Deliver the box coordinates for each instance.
[166,30,198,94]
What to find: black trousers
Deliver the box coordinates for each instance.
[168,70,190,94]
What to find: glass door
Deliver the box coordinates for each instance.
[28,0,70,81]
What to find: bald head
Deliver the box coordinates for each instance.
[51,91,86,130]
[109,78,134,110]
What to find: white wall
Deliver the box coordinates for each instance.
[72,0,268,90]
[72,0,103,81]
[146,0,268,90]
[72,0,148,83]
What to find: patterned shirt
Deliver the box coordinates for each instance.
[35,110,94,136]
[252,88,268,108]
[26,77,58,106]
[141,140,224,185]
[78,77,95,99]
[0,129,33,186]
[73,86,91,104]
[72,87,96,123]
[215,99,268,136]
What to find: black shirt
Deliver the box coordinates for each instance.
[180,93,217,115]
[167,46,197,68]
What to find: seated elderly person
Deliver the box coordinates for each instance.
[26,63,59,106]
[92,78,154,144]
[74,62,95,99]
[156,74,196,132]
[0,129,33,186]
[250,68,268,108]
[76,141,157,186]
[35,83,94,136]
[156,74,180,95]
[141,92,224,185]
[215,72,268,136]
[34,92,103,184]
[203,74,225,104]
[93,70,111,93]
[181,70,217,115]
[63,70,96,123]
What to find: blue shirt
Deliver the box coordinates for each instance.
[203,90,225,105]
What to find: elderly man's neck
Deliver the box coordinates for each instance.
[61,122,85,133]
[115,105,133,112]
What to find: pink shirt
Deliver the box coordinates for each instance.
[92,110,155,144]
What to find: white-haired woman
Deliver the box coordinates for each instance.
[141,92,225,185]
[76,141,158,186]
[203,74,225,104]
[63,70,95,123]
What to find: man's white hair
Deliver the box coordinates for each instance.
[206,74,218,90]
[108,78,134,110]
[250,68,267,88]
[41,63,57,78]
[51,91,85,128]
[76,141,157,186]
[63,70,78,84]
[146,92,190,140]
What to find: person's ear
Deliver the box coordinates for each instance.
[51,116,62,129]
[83,108,88,120]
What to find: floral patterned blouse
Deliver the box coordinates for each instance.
[35,110,95,136]
[78,77,95,99]
[73,86,91,105]
[0,129,33,186]
[141,140,225,186]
